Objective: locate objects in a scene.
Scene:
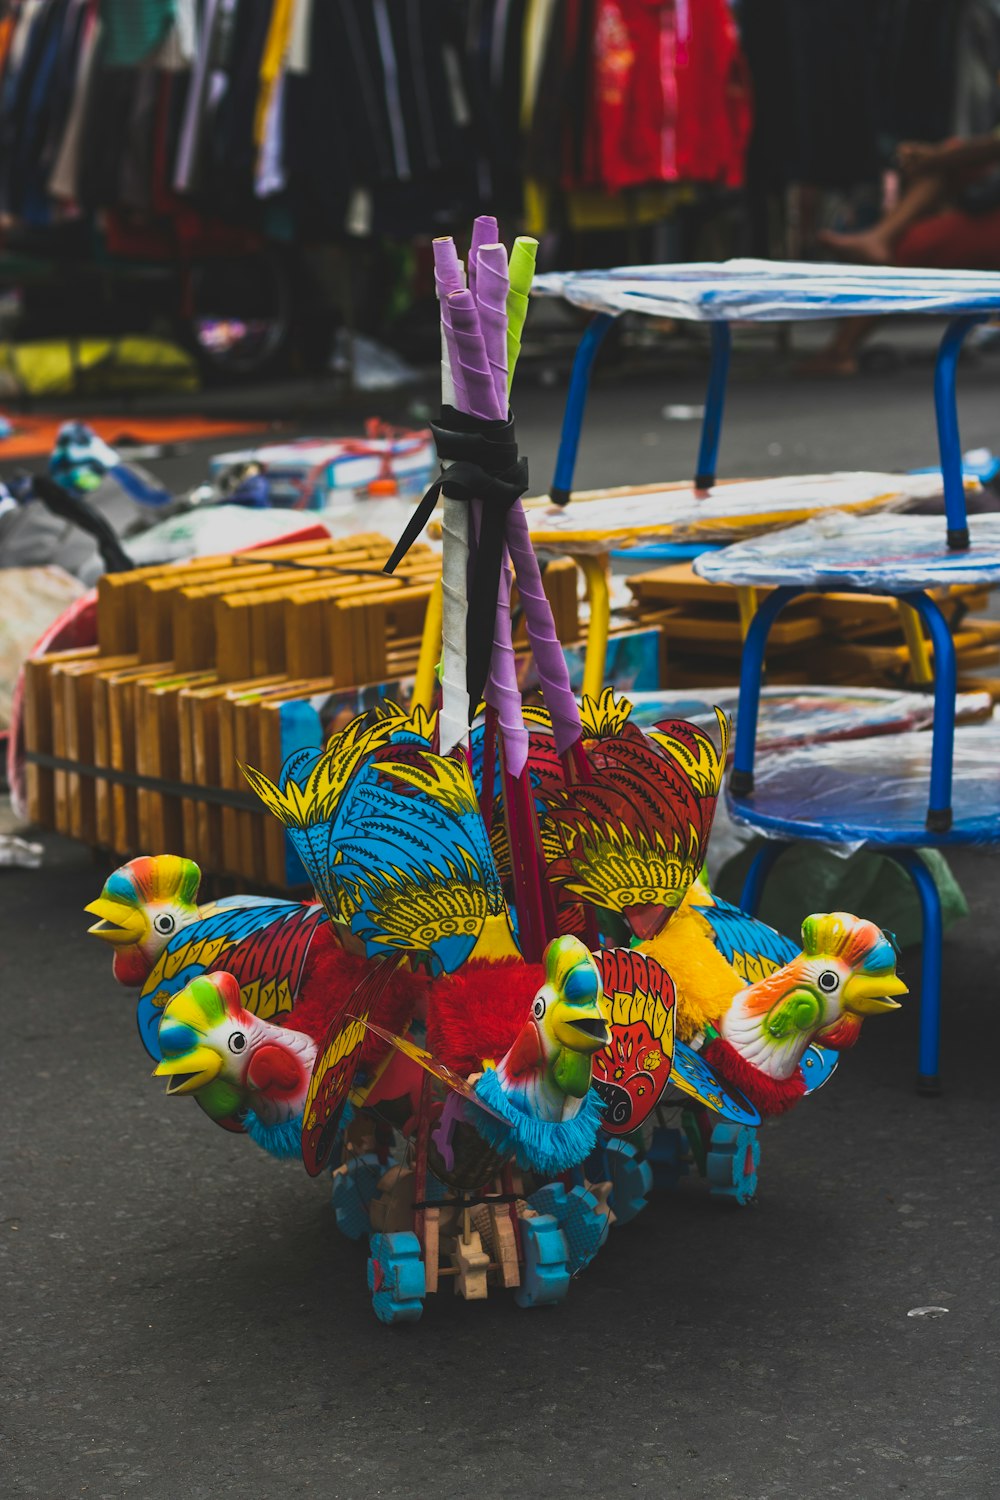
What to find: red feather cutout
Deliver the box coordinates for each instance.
[547,728,720,899]
[221,905,326,1004]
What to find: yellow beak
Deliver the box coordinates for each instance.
[842,971,908,1015]
[551,998,611,1054]
[154,1046,222,1094]
[85,896,148,948]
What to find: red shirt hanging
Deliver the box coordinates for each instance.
[578,0,752,194]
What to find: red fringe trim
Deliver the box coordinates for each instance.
[288,941,543,1079]
[702,1036,807,1117]
[426,959,545,1074]
[289,932,428,1069]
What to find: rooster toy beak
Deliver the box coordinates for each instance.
[85,897,148,947]
[551,997,611,1054]
[842,972,908,1015]
[154,1047,222,1094]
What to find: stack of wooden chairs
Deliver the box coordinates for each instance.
[626,562,1000,698]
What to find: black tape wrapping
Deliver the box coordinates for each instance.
[384,406,528,710]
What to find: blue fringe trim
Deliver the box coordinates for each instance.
[472,1068,604,1176]
[243,1111,304,1160]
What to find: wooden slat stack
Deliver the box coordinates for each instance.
[21,536,582,888]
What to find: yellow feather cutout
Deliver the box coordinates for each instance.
[646,707,730,798]
[374,750,478,819]
[241,702,435,830]
[640,899,743,1041]
[579,687,635,741]
[555,820,705,911]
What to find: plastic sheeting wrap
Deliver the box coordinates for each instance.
[523,473,947,552]
[625,685,993,746]
[725,721,1000,851]
[0,567,86,728]
[694,511,1000,592]
[533,260,1000,322]
[122,504,342,567]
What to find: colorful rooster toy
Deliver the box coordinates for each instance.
[85,222,906,1323]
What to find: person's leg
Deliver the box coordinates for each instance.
[817,172,945,264]
[804,197,1000,376]
[796,316,879,376]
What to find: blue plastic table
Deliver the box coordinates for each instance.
[695,514,1000,1093]
[533,259,1000,549]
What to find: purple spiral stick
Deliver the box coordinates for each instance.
[504,504,583,755]
[432,238,467,411]
[447,290,503,422]
[475,242,510,418]
[488,557,530,776]
[472,242,581,754]
[473,239,533,774]
[468,215,498,303]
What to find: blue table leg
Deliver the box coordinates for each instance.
[903,590,956,832]
[729,586,801,797]
[888,849,944,1095]
[739,840,790,917]
[694,323,732,491]
[934,315,984,551]
[550,313,614,507]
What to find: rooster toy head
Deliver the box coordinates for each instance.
[85,856,201,986]
[153,972,317,1135]
[493,936,610,1123]
[452,935,612,1180]
[719,913,906,1085]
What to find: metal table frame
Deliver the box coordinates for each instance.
[550,310,983,552]
[725,583,973,1097]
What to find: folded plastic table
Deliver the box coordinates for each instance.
[519,472,953,698]
[533,258,1000,547]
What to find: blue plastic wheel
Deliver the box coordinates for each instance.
[513,1214,571,1309]
[647,1127,691,1193]
[603,1139,653,1225]
[331,1153,383,1241]
[527,1183,610,1273]
[706,1123,760,1205]
[367,1231,426,1324]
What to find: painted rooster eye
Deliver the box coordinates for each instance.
[228,1032,247,1053]
[532,997,546,1020]
[817,971,839,993]
[153,913,175,935]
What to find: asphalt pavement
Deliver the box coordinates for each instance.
[3,335,1000,1498]
[75,318,1000,499]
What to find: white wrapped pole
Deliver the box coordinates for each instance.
[432,238,471,756]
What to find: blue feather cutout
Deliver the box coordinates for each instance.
[243,1111,304,1160]
[697,895,799,970]
[472,1068,605,1176]
[336,779,502,911]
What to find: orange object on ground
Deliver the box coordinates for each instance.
[0,415,268,462]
